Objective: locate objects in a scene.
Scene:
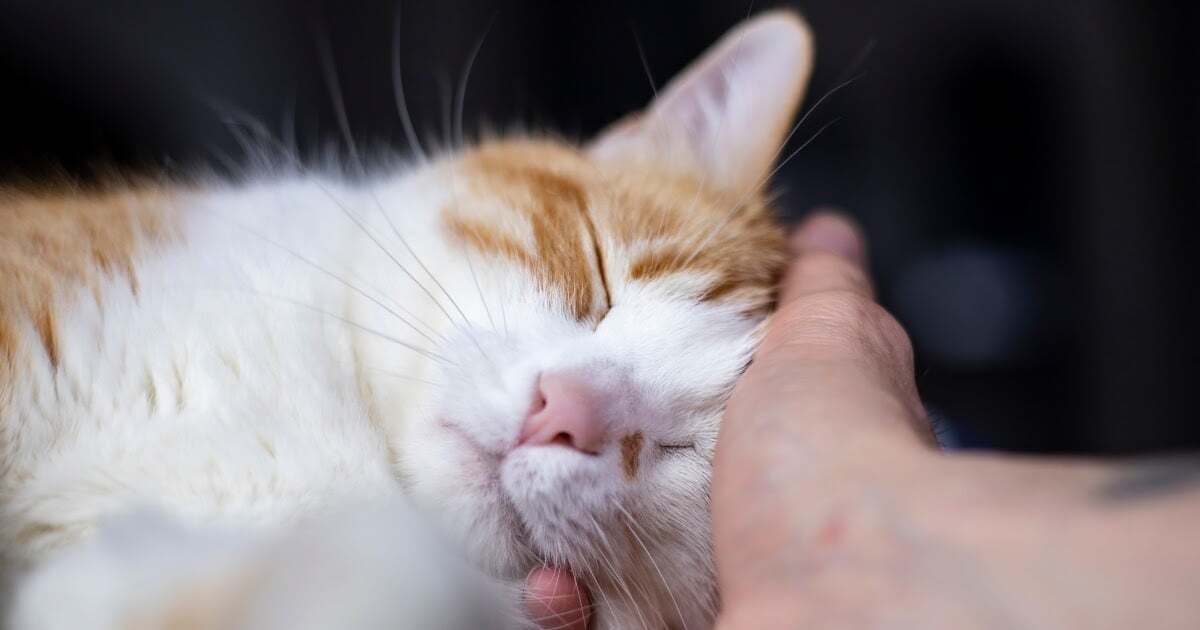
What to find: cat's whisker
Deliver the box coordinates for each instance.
[314,24,363,174]
[523,563,598,630]
[216,107,303,172]
[310,182,462,331]
[281,92,299,165]
[343,265,448,343]
[436,71,454,156]
[360,188,477,333]
[465,248,497,332]
[221,116,266,171]
[361,365,443,387]
[678,115,841,271]
[233,96,472,348]
[773,71,865,168]
[497,276,509,338]
[835,39,877,87]
[188,285,450,364]
[436,161,502,379]
[261,296,450,364]
[614,500,686,630]
[197,209,445,348]
[576,562,611,624]
[448,16,502,334]
[629,22,658,98]
[390,4,430,164]
[586,513,652,629]
[454,14,495,152]
[673,68,865,272]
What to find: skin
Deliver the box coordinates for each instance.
[528,211,1200,629]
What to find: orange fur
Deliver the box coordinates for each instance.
[442,140,788,322]
[620,431,644,480]
[0,185,179,400]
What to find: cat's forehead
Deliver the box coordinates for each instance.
[439,139,789,322]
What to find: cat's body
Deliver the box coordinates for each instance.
[0,12,814,629]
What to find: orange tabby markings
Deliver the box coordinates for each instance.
[598,162,788,311]
[448,142,608,323]
[0,185,178,383]
[621,432,644,480]
[443,139,788,323]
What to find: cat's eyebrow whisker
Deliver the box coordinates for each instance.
[390,3,430,164]
[436,71,454,156]
[835,39,877,87]
[678,115,842,271]
[221,115,273,172]
[447,15,502,332]
[314,24,364,175]
[454,14,496,152]
[198,209,445,348]
[629,22,658,98]
[281,92,299,163]
[213,106,305,174]
[673,66,862,274]
[615,500,686,630]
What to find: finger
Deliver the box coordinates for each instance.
[728,211,933,455]
[523,566,591,630]
[712,210,934,613]
[781,210,873,303]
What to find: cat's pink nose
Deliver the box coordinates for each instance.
[519,373,604,454]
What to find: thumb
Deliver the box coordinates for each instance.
[725,210,932,462]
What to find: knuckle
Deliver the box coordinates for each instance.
[869,306,915,365]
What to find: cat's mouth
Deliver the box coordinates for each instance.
[431,412,640,590]
[431,417,551,569]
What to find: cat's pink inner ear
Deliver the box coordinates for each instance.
[589,10,815,196]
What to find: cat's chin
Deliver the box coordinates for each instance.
[498,445,624,561]
[425,415,624,558]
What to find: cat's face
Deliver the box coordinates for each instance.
[381,12,813,628]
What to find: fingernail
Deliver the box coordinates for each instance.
[792,210,867,267]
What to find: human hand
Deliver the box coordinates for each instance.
[712,211,1200,628]
[522,211,1200,629]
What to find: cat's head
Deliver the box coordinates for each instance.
[371,11,813,628]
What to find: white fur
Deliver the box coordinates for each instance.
[2,11,812,629]
[1,160,761,629]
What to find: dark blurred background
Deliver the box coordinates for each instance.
[1,1,1196,454]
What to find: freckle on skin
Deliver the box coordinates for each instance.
[817,510,848,548]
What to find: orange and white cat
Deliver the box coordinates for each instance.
[1,11,813,630]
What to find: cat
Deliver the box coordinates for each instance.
[0,10,814,630]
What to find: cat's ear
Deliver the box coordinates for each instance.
[590,10,814,195]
